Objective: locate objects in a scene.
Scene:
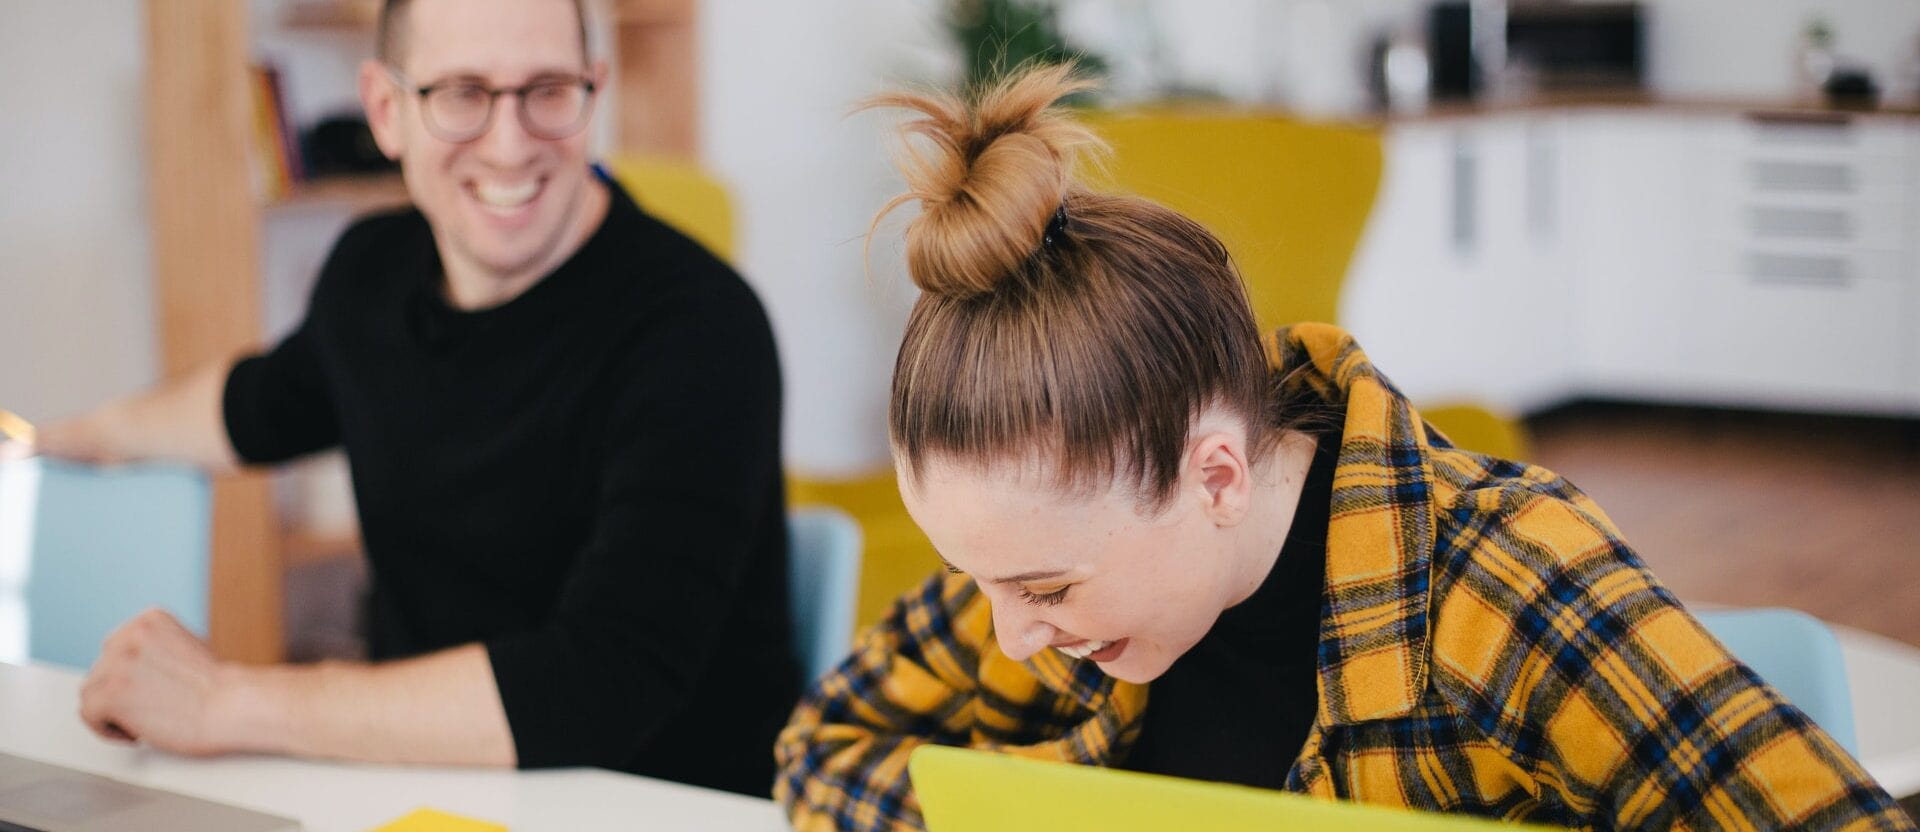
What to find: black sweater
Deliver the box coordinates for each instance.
[223,176,799,795]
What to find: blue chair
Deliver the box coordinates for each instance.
[0,459,210,669]
[1696,608,1858,756]
[788,506,863,686]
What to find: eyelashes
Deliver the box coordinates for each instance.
[943,560,1071,606]
[1017,586,1069,607]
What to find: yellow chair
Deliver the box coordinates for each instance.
[604,155,736,262]
[1081,109,1381,329]
[786,472,943,630]
[1085,109,1532,462]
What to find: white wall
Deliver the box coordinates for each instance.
[0,2,156,426]
[700,0,948,476]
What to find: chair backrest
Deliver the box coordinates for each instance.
[1695,608,1858,755]
[1081,109,1384,330]
[0,459,210,669]
[603,155,736,263]
[788,506,863,685]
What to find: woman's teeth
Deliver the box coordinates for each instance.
[1055,640,1109,660]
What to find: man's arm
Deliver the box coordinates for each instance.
[79,609,514,766]
[32,358,243,472]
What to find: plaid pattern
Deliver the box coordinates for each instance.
[775,323,1914,831]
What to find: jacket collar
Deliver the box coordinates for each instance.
[1271,323,1439,724]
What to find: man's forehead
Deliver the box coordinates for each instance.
[397,0,586,76]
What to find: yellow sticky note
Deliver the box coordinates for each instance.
[0,410,32,444]
[368,808,508,832]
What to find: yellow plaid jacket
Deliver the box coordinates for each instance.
[774,323,1913,831]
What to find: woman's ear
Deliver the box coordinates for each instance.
[1186,430,1253,527]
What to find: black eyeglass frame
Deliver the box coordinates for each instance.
[386,67,600,143]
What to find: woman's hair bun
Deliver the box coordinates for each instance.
[865,62,1103,298]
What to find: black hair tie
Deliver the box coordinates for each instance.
[1042,204,1070,247]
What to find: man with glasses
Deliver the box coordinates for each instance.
[20,0,798,796]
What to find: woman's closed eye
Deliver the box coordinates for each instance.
[1017,585,1070,606]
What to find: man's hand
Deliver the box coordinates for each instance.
[79,609,246,757]
[0,410,36,462]
[28,417,125,465]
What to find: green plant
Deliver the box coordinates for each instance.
[947,0,1107,97]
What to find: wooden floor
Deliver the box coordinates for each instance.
[1526,402,1920,649]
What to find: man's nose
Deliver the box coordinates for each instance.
[471,94,538,165]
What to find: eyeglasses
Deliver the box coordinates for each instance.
[388,68,598,143]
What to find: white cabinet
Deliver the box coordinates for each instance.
[1686,115,1913,412]
[1561,111,1721,400]
[1344,114,1574,414]
[1345,108,1920,418]
[1910,122,1920,412]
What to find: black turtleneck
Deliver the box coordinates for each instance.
[1116,430,1338,789]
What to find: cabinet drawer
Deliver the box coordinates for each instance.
[1705,199,1913,252]
[1713,114,1913,162]
[1705,155,1912,204]
[1697,269,1906,400]
[1703,246,1908,284]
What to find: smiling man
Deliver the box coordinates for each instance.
[28,0,798,795]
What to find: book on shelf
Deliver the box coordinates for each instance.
[248,61,324,204]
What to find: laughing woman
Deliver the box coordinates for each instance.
[774,64,1913,831]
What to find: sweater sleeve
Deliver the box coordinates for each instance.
[223,318,339,465]
[220,214,398,464]
[483,275,786,769]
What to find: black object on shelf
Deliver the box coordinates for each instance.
[1823,68,1881,110]
[1429,2,1481,101]
[300,115,397,178]
[1506,1,1645,91]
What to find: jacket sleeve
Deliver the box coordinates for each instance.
[775,572,991,831]
[1436,485,1915,831]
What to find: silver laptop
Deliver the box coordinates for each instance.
[0,753,298,832]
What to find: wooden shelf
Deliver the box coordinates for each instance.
[283,0,380,31]
[269,173,411,213]
[611,0,694,26]
[283,528,363,566]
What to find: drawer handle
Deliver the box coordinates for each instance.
[1749,160,1853,194]
[1748,252,1851,286]
[1748,206,1852,240]
[1744,112,1855,147]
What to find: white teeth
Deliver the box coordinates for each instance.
[474,180,539,208]
[1054,640,1109,660]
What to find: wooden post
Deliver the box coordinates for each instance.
[145,0,284,664]
[612,0,699,158]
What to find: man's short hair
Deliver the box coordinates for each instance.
[377,0,590,68]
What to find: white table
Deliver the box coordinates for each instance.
[4,627,1917,831]
[1839,625,1920,799]
[0,661,789,831]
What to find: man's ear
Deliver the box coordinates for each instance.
[358,60,405,160]
[1187,431,1253,527]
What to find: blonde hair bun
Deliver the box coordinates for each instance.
[866,62,1103,298]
